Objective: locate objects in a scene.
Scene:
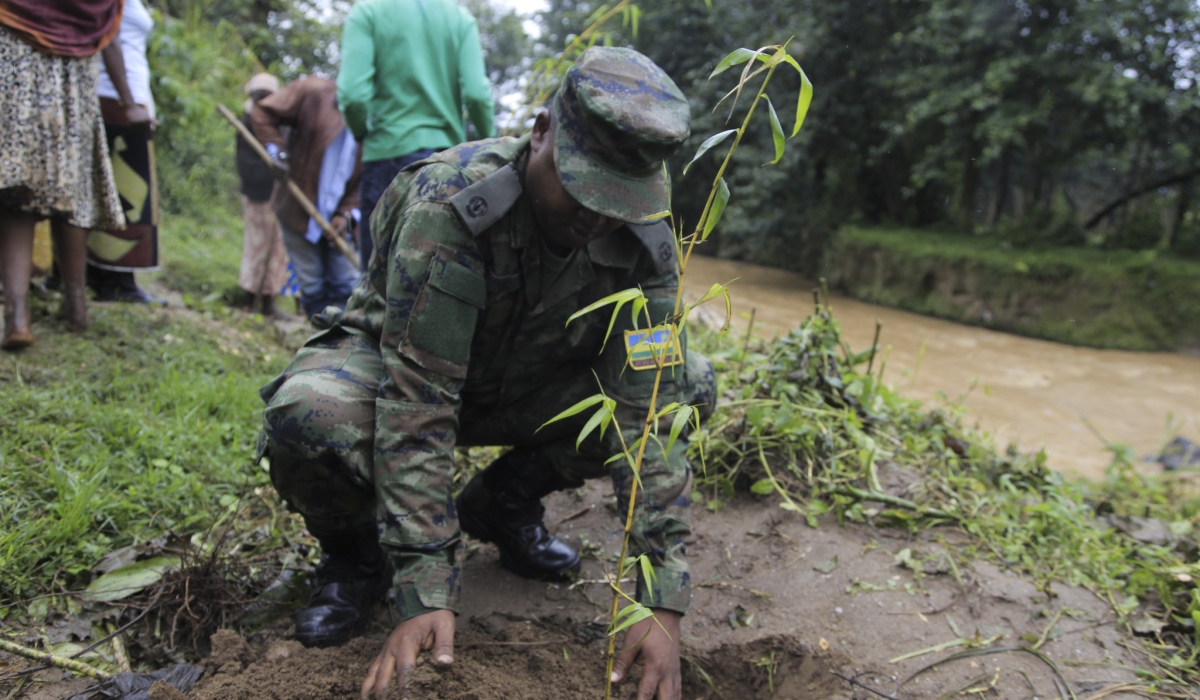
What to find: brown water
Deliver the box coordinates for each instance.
[683,255,1200,480]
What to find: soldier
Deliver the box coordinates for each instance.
[258,47,715,700]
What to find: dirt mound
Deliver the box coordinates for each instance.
[188,625,838,700]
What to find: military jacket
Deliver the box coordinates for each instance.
[331,134,691,614]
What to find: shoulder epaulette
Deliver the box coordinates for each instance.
[448,164,523,235]
[628,220,677,276]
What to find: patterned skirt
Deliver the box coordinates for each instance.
[87,98,160,270]
[0,26,124,230]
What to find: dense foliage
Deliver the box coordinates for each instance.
[539,0,1200,270]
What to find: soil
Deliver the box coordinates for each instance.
[5,481,1150,700]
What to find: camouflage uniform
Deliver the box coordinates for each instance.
[258,47,713,620]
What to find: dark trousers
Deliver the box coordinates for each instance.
[359,149,439,269]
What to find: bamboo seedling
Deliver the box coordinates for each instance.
[539,42,813,699]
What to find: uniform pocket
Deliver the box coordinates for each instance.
[400,245,486,379]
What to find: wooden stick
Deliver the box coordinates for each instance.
[216,103,360,271]
[0,637,112,681]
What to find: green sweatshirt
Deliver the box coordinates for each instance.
[337,0,495,162]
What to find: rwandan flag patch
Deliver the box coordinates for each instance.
[623,326,684,371]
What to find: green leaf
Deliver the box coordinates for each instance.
[682,130,736,175]
[763,95,785,165]
[612,603,654,635]
[576,401,615,449]
[638,555,657,600]
[750,478,775,495]
[666,404,694,457]
[566,287,645,352]
[538,394,608,431]
[693,282,733,332]
[703,178,730,239]
[708,48,758,80]
[83,556,180,602]
[783,56,813,137]
[691,282,727,308]
[630,295,647,329]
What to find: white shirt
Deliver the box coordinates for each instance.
[97,0,156,118]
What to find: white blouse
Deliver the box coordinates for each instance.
[97,0,156,118]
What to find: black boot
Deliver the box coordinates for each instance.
[294,525,390,648]
[456,448,581,581]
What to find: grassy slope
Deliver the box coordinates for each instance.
[828,225,1200,351]
[0,218,286,603]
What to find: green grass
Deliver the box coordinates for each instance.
[0,284,287,604]
[828,225,1200,351]
[159,209,249,303]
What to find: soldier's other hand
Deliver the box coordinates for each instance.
[360,609,455,700]
[610,609,682,700]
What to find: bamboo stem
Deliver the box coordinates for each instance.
[215,103,360,271]
[0,638,112,681]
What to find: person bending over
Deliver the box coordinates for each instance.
[258,47,714,700]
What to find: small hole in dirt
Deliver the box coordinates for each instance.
[682,637,840,699]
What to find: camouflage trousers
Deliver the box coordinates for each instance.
[257,328,716,564]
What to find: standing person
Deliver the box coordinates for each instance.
[88,0,166,305]
[236,72,291,319]
[337,0,494,270]
[0,0,150,349]
[259,48,712,700]
[251,76,362,319]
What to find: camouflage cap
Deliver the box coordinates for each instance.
[552,46,690,222]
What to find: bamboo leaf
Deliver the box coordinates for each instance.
[666,404,695,457]
[567,287,643,326]
[655,401,681,421]
[721,285,732,332]
[703,178,730,239]
[783,56,814,137]
[638,555,657,600]
[682,130,736,175]
[567,287,645,352]
[630,295,647,329]
[708,48,758,79]
[576,403,613,449]
[611,603,655,635]
[763,95,785,164]
[691,283,724,307]
[538,394,608,431]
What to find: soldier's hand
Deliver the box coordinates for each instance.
[360,609,455,700]
[610,609,682,700]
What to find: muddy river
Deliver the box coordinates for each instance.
[682,255,1200,480]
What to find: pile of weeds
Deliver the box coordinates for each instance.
[690,298,1200,688]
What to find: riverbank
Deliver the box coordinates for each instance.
[826,226,1200,352]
